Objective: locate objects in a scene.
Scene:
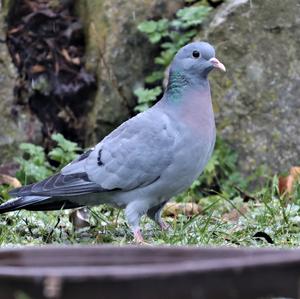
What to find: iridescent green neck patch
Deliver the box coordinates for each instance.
[166,71,189,102]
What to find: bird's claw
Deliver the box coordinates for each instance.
[133,228,150,245]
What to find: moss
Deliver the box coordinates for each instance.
[198,0,300,175]
[74,0,107,74]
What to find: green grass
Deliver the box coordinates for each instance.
[0,178,299,247]
[0,132,299,247]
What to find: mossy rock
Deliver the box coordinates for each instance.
[201,0,300,174]
[0,6,42,168]
[75,0,185,144]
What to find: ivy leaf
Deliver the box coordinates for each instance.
[15,143,53,184]
[176,5,212,28]
[137,19,169,44]
[49,133,81,167]
[137,20,158,33]
[134,87,162,112]
[145,71,165,84]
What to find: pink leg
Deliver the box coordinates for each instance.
[133,228,145,244]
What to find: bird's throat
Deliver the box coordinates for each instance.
[166,71,189,102]
[165,71,209,103]
[161,72,214,133]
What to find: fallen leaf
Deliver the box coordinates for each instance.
[0,174,22,188]
[8,25,23,35]
[162,202,201,217]
[278,166,300,195]
[69,207,90,230]
[14,53,21,66]
[31,64,46,73]
[71,57,80,65]
[222,205,248,222]
[61,48,72,62]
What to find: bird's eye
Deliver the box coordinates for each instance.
[192,50,200,58]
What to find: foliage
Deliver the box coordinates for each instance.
[1,1,297,248]
[15,143,54,185]
[136,2,259,202]
[134,86,162,112]
[49,133,81,168]
[138,4,212,69]
[199,138,260,196]
[0,185,11,202]
[135,2,212,110]
[0,178,299,247]
[15,133,81,185]
[137,19,169,44]
[175,5,212,28]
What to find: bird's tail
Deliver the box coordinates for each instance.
[0,195,83,213]
[0,196,49,213]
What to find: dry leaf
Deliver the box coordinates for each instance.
[222,205,248,222]
[61,48,72,62]
[162,202,201,217]
[69,208,90,230]
[14,53,21,66]
[0,174,22,188]
[31,64,46,73]
[8,25,23,35]
[278,166,300,195]
[71,57,80,65]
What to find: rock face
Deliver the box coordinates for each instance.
[0,4,42,168]
[203,0,300,174]
[75,0,185,144]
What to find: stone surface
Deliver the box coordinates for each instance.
[75,0,185,144]
[202,0,300,174]
[0,5,42,167]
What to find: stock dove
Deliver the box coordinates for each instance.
[0,41,225,242]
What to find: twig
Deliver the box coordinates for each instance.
[45,216,61,243]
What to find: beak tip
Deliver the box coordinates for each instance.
[209,57,226,72]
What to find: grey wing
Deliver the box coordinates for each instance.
[9,171,103,197]
[62,109,176,192]
[9,148,103,198]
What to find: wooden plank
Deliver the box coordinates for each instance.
[0,246,298,299]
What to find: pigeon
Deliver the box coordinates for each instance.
[0,41,225,243]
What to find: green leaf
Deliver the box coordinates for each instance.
[137,20,158,33]
[134,87,162,112]
[15,149,53,184]
[145,71,164,84]
[15,134,82,185]
[149,32,163,44]
[137,19,169,44]
[176,5,212,28]
[19,143,47,165]
[155,49,175,66]
[51,133,80,153]
[49,133,81,168]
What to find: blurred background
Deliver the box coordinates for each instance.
[0,0,299,246]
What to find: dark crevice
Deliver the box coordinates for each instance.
[6,0,97,148]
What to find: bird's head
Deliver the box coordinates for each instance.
[169,41,226,84]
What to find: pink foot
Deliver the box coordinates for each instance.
[133,228,145,244]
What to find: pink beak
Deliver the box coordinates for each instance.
[209,57,226,72]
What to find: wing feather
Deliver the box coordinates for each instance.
[9,172,103,197]
[11,108,177,198]
[83,109,176,191]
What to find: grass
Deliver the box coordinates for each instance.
[0,134,299,247]
[0,177,299,247]
[3,1,296,248]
